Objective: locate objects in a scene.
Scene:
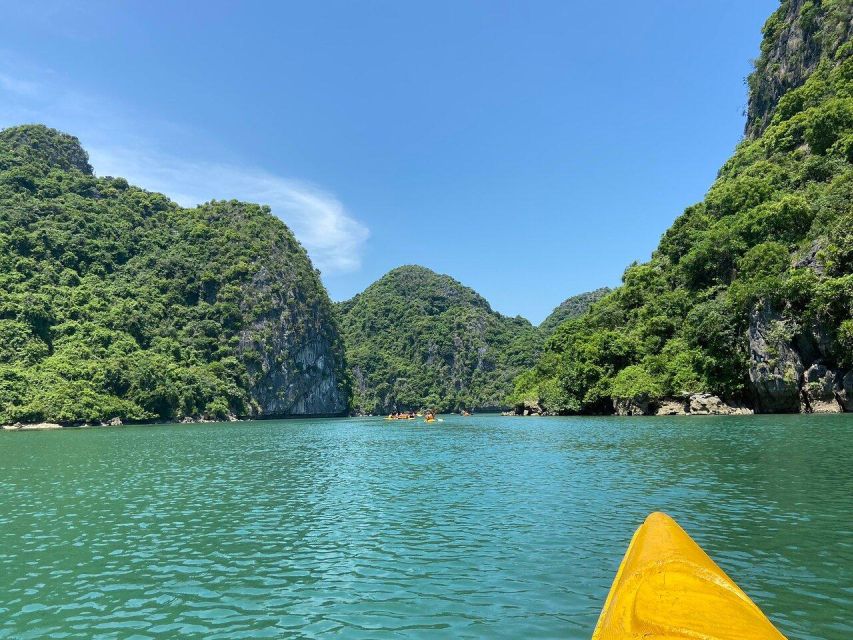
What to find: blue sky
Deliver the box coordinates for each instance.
[0,0,779,323]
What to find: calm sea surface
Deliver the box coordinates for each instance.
[1,415,851,639]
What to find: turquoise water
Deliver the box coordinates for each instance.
[0,414,851,639]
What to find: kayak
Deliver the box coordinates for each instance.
[593,512,785,640]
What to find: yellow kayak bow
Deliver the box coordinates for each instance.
[593,512,786,640]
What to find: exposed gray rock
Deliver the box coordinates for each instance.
[238,263,348,417]
[792,317,836,366]
[614,397,651,416]
[813,322,837,362]
[837,371,853,412]
[748,302,804,413]
[802,364,842,413]
[655,399,688,416]
[793,240,826,276]
[511,399,544,416]
[19,422,62,430]
[351,365,368,403]
[653,395,752,416]
[745,0,852,139]
[688,393,753,416]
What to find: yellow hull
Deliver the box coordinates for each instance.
[593,512,786,640]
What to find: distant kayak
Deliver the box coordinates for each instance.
[593,512,785,640]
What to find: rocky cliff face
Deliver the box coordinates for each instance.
[746,0,853,138]
[748,302,804,412]
[838,370,853,410]
[238,263,348,417]
[802,363,843,412]
[748,300,852,414]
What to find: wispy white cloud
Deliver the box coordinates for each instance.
[0,57,369,275]
[88,145,369,273]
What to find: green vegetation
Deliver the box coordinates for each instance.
[5,2,852,423]
[338,265,538,413]
[538,288,611,338]
[510,0,853,414]
[0,124,348,425]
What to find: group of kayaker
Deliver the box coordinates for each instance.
[387,411,418,420]
[385,410,437,423]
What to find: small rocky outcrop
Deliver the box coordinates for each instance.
[748,303,804,413]
[687,393,753,416]
[654,395,752,416]
[801,364,842,413]
[510,400,545,416]
[614,397,651,416]
[2,422,64,430]
[655,399,688,416]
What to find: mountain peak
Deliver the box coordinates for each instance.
[338,264,537,413]
[0,124,93,175]
[366,264,493,314]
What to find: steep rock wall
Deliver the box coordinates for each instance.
[746,0,853,138]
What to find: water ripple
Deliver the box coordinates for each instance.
[0,414,851,639]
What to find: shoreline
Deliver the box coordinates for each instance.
[4,410,851,432]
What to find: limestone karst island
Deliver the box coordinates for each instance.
[0,1,851,639]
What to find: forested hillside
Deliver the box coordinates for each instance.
[538,288,611,338]
[0,124,349,425]
[511,0,853,416]
[338,265,538,413]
